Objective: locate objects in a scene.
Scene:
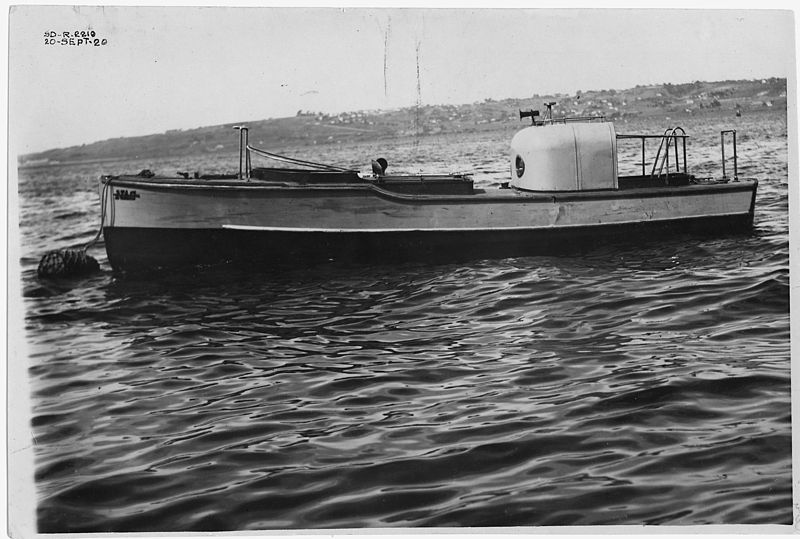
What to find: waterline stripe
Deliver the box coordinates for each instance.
[222,212,747,233]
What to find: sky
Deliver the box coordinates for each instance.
[7,6,796,154]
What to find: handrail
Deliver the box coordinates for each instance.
[652,127,689,181]
[650,128,672,178]
[721,130,738,181]
[616,134,690,139]
[519,109,605,126]
[673,127,687,176]
[540,116,606,125]
[616,130,689,180]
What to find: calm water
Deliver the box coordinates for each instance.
[19,111,791,531]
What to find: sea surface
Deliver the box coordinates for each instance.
[18,110,791,531]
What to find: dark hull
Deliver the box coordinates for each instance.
[103,212,754,273]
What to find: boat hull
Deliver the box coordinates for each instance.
[100,176,757,272]
[103,213,754,271]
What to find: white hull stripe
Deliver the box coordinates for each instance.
[221,212,747,233]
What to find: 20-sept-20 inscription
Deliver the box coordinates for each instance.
[44,30,108,47]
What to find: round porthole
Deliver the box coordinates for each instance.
[515,155,525,178]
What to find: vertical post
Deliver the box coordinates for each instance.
[721,131,727,180]
[732,130,738,180]
[641,137,646,177]
[238,129,243,180]
[244,127,251,181]
[682,136,687,174]
[673,133,679,174]
[233,125,246,180]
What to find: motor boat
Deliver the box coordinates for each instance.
[98,106,756,272]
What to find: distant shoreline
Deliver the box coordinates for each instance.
[18,78,787,169]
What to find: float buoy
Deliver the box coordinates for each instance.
[37,249,99,278]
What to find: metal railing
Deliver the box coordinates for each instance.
[650,127,687,178]
[519,109,606,126]
[720,130,738,181]
[616,129,688,180]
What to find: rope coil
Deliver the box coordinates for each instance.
[37,249,99,278]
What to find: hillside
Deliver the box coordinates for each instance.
[19,78,787,167]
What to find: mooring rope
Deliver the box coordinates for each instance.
[37,178,110,278]
[246,145,355,172]
[82,178,111,251]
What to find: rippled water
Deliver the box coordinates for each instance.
[18,110,790,530]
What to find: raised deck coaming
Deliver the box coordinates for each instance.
[105,174,753,200]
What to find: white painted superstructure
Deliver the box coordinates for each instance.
[510,122,618,191]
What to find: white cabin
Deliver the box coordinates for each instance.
[510,122,618,191]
